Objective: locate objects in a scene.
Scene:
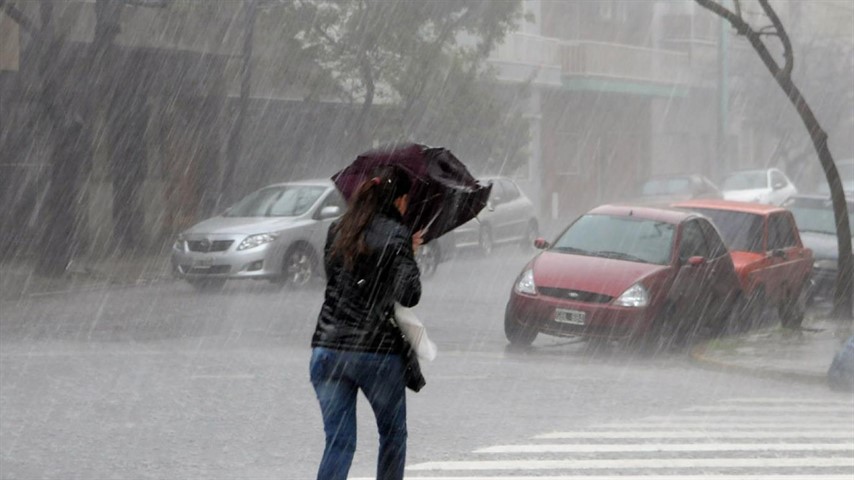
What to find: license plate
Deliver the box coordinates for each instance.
[554,308,586,326]
[192,257,214,268]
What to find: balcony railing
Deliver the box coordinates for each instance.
[560,41,690,84]
[491,33,692,86]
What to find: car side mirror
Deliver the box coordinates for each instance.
[319,206,341,219]
[772,182,786,190]
[486,201,495,212]
[770,249,786,258]
[534,237,550,250]
[687,256,706,266]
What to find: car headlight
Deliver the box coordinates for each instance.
[173,235,186,251]
[238,233,277,251]
[514,268,537,295]
[614,282,649,307]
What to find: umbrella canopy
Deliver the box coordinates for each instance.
[331,143,491,243]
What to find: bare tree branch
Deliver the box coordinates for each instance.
[758,0,793,76]
[0,0,38,35]
[695,0,781,76]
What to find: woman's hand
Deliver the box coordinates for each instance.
[412,229,425,253]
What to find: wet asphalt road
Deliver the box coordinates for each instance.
[1,246,851,479]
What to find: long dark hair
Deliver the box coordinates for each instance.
[332,165,411,269]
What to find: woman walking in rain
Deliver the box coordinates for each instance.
[310,165,423,480]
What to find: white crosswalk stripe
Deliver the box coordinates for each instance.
[349,397,854,480]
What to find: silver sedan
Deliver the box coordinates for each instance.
[171,179,344,290]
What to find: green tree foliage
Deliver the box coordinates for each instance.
[302,0,530,174]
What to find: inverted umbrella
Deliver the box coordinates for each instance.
[331,143,492,243]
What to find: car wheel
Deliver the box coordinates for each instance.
[187,278,226,292]
[416,243,440,278]
[504,311,538,346]
[645,303,691,353]
[276,245,317,288]
[478,226,493,256]
[520,220,539,250]
[779,283,807,329]
[736,287,767,331]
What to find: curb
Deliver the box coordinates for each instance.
[690,342,828,386]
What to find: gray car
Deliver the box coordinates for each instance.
[452,176,538,255]
[171,179,345,290]
[783,194,854,305]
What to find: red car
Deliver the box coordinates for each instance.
[504,205,743,347]
[672,199,813,328]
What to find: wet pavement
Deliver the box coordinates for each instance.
[3,253,853,389]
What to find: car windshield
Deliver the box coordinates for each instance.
[690,208,764,252]
[722,171,767,190]
[788,201,854,237]
[641,177,692,196]
[551,214,675,265]
[224,185,326,217]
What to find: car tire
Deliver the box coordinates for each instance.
[478,226,493,256]
[275,244,318,288]
[504,312,538,346]
[779,283,807,329]
[645,303,691,353]
[416,243,440,279]
[187,278,226,292]
[736,287,767,331]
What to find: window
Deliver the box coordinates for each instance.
[225,185,326,217]
[768,213,798,250]
[698,219,728,259]
[690,208,764,253]
[770,170,787,189]
[500,179,521,202]
[552,214,675,265]
[679,220,711,261]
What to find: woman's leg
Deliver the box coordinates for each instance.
[360,354,407,480]
[310,348,358,480]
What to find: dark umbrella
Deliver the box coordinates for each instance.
[331,143,492,243]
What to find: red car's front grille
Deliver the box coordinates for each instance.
[537,287,613,304]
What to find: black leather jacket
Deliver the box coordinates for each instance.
[311,208,421,354]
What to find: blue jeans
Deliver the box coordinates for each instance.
[309,347,407,480]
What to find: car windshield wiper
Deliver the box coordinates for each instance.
[591,250,648,263]
[553,246,589,255]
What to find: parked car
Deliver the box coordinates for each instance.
[171,179,345,290]
[636,173,722,202]
[815,159,854,197]
[452,176,538,255]
[720,168,797,205]
[673,199,813,328]
[782,194,854,305]
[503,204,742,348]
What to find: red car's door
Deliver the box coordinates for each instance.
[669,220,720,325]
[764,212,813,303]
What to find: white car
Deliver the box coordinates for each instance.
[451,176,538,255]
[720,168,798,205]
[171,179,345,290]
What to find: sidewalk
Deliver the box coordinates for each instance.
[0,254,174,302]
[692,313,854,386]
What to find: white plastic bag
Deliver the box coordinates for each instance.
[394,302,438,361]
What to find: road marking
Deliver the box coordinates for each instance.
[685,405,853,413]
[353,476,854,480]
[598,422,853,429]
[535,430,853,439]
[476,442,854,453]
[189,374,256,380]
[407,457,854,471]
[720,398,854,405]
[633,414,853,423]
